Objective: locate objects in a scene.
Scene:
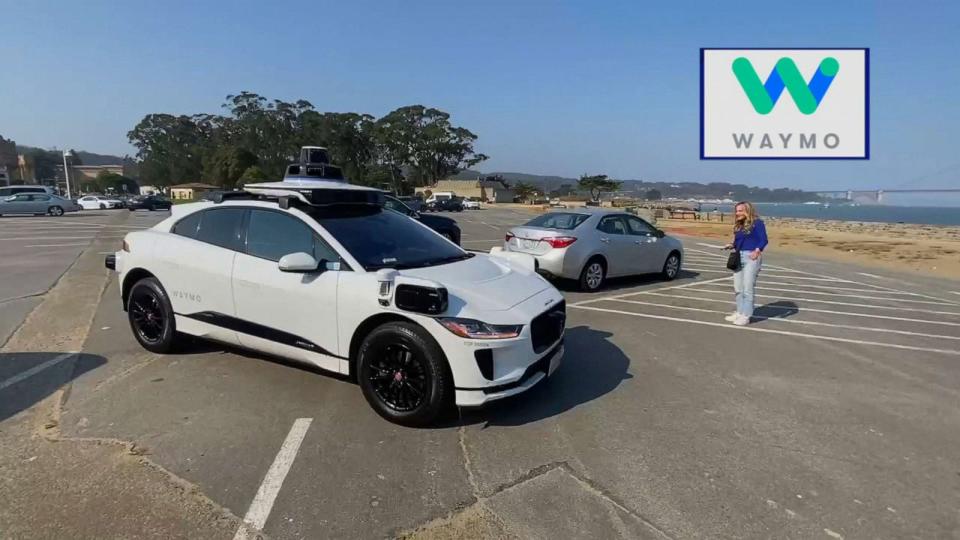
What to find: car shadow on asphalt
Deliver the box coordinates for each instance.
[457,326,632,428]
[0,353,106,423]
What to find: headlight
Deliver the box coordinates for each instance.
[438,318,522,339]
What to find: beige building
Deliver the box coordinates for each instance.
[70,164,128,181]
[415,178,515,203]
[170,182,219,200]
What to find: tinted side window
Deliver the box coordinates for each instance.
[246,210,338,262]
[32,194,51,202]
[172,212,202,239]
[196,208,245,251]
[626,216,655,235]
[598,216,627,235]
[384,197,409,215]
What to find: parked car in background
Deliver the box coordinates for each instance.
[503,209,684,291]
[78,195,124,210]
[0,193,81,216]
[127,194,173,211]
[428,197,464,212]
[463,198,481,210]
[384,195,461,245]
[0,185,56,198]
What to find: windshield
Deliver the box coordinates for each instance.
[308,206,470,270]
[525,212,590,230]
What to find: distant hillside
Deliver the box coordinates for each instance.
[452,169,819,203]
[16,145,133,166]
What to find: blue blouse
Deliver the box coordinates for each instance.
[734,219,768,252]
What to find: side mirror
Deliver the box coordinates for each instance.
[655,229,666,238]
[412,210,421,219]
[278,252,320,273]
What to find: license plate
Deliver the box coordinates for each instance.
[521,239,539,250]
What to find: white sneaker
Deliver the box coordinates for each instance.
[724,313,739,322]
[733,315,750,326]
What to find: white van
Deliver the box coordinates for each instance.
[425,191,454,205]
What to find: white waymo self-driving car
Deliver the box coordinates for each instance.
[106,178,565,426]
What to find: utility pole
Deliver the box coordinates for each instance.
[62,149,73,198]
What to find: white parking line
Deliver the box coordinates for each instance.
[682,265,846,281]
[635,291,960,327]
[857,272,887,280]
[758,280,931,297]
[480,222,500,230]
[23,243,90,248]
[747,285,958,306]
[571,275,732,307]
[234,418,313,539]
[605,298,960,341]
[570,305,960,356]
[0,353,76,391]
[0,235,127,241]
[695,242,727,249]
[678,286,960,316]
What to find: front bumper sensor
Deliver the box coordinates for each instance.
[104,254,116,270]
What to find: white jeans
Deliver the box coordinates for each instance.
[733,251,762,317]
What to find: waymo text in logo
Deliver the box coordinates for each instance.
[701,48,868,159]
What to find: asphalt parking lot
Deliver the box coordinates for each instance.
[3,205,960,539]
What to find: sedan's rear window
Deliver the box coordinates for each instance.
[524,213,590,230]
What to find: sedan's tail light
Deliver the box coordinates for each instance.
[505,232,515,242]
[544,236,577,249]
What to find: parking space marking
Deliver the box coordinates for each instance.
[679,286,960,316]
[0,352,76,391]
[234,417,313,540]
[0,235,127,242]
[758,280,932,297]
[571,275,733,307]
[606,298,960,341]
[635,291,960,327]
[23,243,90,248]
[571,305,960,356]
[747,285,958,306]
[682,265,846,281]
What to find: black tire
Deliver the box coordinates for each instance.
[357,322,452,426]
[129,207,135,212]
[48,206,64,217]
[127,277,182,354]
[148,205,156,211]
[661,251,681,281]
[99,203,106,210]
[578,257,606,292]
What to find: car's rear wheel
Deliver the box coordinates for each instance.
[48,206,64,217]
[357,322,452,426]
[128,277,182,354]
[579,258,606,292]
[662,251,681,280]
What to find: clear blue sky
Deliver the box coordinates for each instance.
[2,0,959,193]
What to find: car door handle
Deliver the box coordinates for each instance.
[600,237,610,243]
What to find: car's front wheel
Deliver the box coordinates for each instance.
[357,322,452,426]
[127,277,182,354]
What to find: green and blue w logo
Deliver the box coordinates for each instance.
[732,57,839,115]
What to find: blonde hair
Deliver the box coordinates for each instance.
[734,201,759,233]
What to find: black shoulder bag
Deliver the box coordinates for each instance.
[726,237,741,271]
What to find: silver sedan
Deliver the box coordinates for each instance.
[503,209,684,291]
[0,193,82,217]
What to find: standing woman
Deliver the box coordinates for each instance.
[724,202,768,326]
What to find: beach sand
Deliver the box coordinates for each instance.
[659,217,960,280]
